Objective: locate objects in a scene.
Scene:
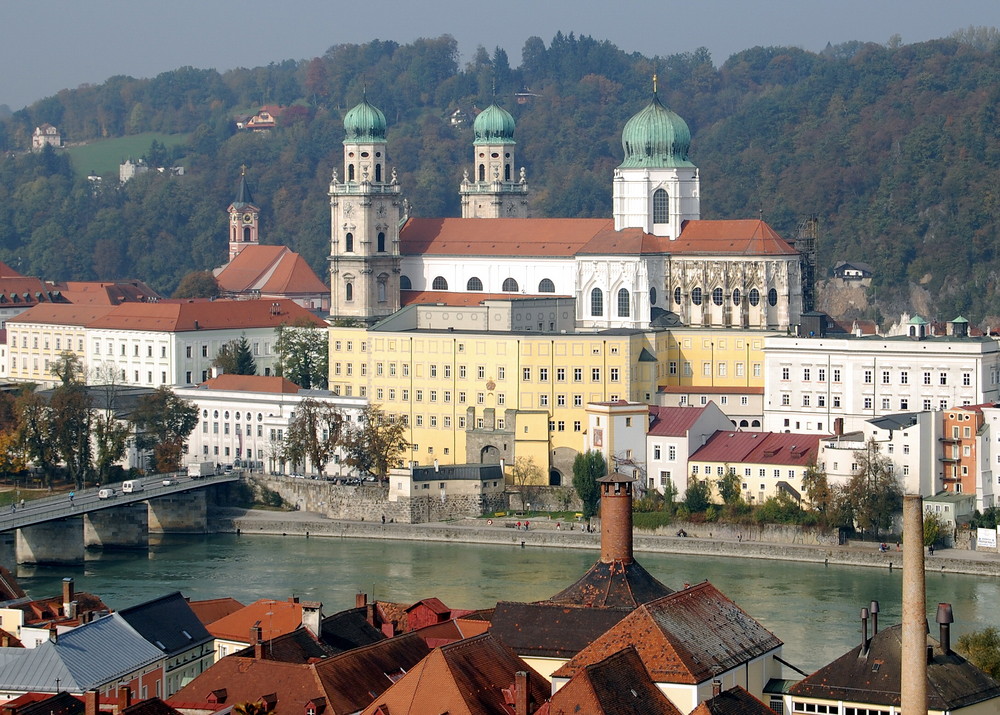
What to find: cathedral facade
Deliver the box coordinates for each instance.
[328,92,803,332]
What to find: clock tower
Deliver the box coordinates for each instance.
[227,166,260,261]
[329,95,402,324]
[459,100,529,218]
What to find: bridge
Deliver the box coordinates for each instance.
[0,473,240,565]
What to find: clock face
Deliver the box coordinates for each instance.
[243,213,253,223]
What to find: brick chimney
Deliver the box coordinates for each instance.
[251,624,264,659]
[901,495,927,713]
[514,671,529,715]
[356,592,368,609]
[117,686,132,712]
[84,690,99,715]
[62,578,74,613]
[598,473,633,564]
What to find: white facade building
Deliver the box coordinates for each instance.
[764,321,1000,435]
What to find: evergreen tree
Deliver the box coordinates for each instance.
[572,450,605,519]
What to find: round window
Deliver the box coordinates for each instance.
[213,410,219,419]
[224,411,230,420]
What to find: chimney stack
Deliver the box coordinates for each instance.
[598,472,634,564]
[62,578,74,612]
[514,671,529,715]
[356,592,368,609]
[117,686,132,712]
[870,600,880,635]
[937,602,954,655]
[860,607,870,653]
[712,680,722,697]
[301,602,323,637]
[901,495,928,714]
[84,690,99,715]
[251,624,263,659]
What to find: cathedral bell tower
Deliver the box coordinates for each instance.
[228,166,260,261]
[459,100,529,218]
[613,78,700,238]
[328,94,403,324]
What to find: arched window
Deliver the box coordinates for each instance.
[538,279,555,293]
[674,287,681,305]
[348,164,355,181]
[467,277,484,291]
[768,288,778,306]
[502,278,519,292]
[749,288,760,306]
[243,227,252,242]
[345,283,353,301]
[400,275,412,290]
[479,164,485,181]
[649,287,657,304]
[432,276,448,290]
[345,233,354,252]
[617,288,630,317]
[505,164,511,181]
[377,276,387,303]
[732,288,741,305]
[377,232,386,252]
[591,288,604,316]
[653,188,669,223]
[712,287,724,306]
[375,164,382,182]
[751,419,761,428]
[691,287,703,306]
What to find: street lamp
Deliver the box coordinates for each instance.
[526,502,531,517]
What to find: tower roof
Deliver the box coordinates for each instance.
[343,95,387,143]
[473,102,516,144]
[619,93,694,169]
[231,170,255,209]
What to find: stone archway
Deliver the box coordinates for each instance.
[480,445,501,464]
[549,469,562,486]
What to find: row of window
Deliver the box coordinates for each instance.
[342,231,388,253]
[862,369,970,386]
[589,288,632,318]
[419,276,553,293]
[667,361,763,378]
[781,392,957,412]
[95,342,170,358]
[344,363,622,383]
[673,286,778,307]
[371,384,598,409]
[693,465,801,479]
[12,334,84,351]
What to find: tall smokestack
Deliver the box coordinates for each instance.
[860,607,870,653]
[870,600,880,635]
[901,495,927,714]
[598,472,633,564]
[937,602,954,655]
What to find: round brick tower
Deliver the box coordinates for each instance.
[599,472,634,564]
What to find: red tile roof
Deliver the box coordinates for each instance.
[0,261,24,278]
[552,582,782,685]
[399,217,796,258]
[86,298,326,332]
[10,303,116,327]
[186,597,246,626]
[54,280,161,305]
[199,375,303,394]
[647,405,714,437]
[690,686,776,715]
[207,598,305,643]
[216,246,328,295]
[690,431,822,467]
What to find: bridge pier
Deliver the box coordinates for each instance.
[147,490,207,533]
[84,503,149,550]
[16,518,84,565]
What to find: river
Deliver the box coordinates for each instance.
[12,533,1000,673]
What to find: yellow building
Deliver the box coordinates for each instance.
[653,329,768,391]
[6,304,113,386]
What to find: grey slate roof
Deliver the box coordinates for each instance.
[0,613,163,693]
[117,591,213,655]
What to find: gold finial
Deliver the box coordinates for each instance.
[653,73,658,94]
[240,164,247,177]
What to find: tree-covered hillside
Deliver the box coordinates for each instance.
[0,31,998,322]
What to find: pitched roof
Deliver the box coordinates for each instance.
[117,591,213,655]
[360,632,549,715]
[53,281,161,305]
[547,559,673,609]
[120,698,184,715]
[490,602,631,659]
[0,613,164,693]
[215,245,327,295]
[647,404,713,437]
[86,299,326,332]
[186,597,245,626]
[9,303,116,327]
[0,261,24,278]
[399,217,796,259]
[232,625,332,664]
[0,277,59,304]
[690,686,776,715]
[545,646,683,715]
[198,374,303,394]
[318,606,386,654]
[690,431,822,467]
[552,582,782,685]
[207,598,305,643]
[788,623,1000,710]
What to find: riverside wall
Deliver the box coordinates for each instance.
[210,510,1000,577]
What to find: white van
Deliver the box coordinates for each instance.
[122,480,143,494]
[98,488,116,499]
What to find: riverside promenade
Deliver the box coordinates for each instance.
[212,508,1000,578]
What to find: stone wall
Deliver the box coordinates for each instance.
[253,475,508,524]
[636,520,841,547]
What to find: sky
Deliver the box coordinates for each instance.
[2,0,998,110]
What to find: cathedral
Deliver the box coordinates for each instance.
[327,90,804,331]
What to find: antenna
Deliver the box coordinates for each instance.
[653,73,658,94]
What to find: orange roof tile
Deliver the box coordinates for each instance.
[673,219,797,256]
[54,280,161,305]
[86,298,325,332]
[0,261,24,277]
[186,597,246,626]
[216,246,328,295]
[199,375,302,394]
[10,303,116,326]
[207,598,305,643]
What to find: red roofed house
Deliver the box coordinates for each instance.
[328,92,804,331]
[656,384,765,430]
[688,430,824,505]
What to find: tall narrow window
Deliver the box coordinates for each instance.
[479,164,485,181]
[377,275,388,303]
[652,188,669,223]
[504,164,511,181]
[345,233,354,252]
[345,283,353,301]
[375,164,382,182]
[691,287,703,305]
[467,277,483,291]
[591,288,603,316]
[617,288,630,317]
[243,227,251,242]
[348,164,355,181]
[377,232,386,252]
[674,287,681,304]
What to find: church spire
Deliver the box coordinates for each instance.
[227,166,260,262]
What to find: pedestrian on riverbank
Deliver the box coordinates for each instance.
[525,520,530,531]
[516,521,521,530]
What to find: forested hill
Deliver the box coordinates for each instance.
[0,31,999,323]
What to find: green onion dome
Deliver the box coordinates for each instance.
[619,94,694,168]
[343,96,387,143]
[473,103,516,145]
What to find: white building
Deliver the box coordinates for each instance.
[31,124,61,150]
[175,374,364,475]
[764,317,1000,435]
[644,403,733,496]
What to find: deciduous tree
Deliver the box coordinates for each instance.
[282,398,344,478]
[957,627,1000,679]
[847,438,902,538]
[683,478,711,513]
[214,335,257,376]
[716,466,742,505]
[173,271,219,299]
[275,319,328,389]
[131,387,198,473]
[15,392,54,483]
[343,405,408,480]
